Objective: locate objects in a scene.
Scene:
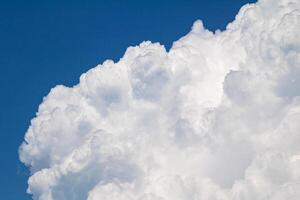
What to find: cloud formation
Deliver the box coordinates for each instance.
[20,0,300,199]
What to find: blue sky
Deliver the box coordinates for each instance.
[0,0,256,199]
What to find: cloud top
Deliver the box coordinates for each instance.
[20,0,300,199]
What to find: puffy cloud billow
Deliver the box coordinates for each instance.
[19,0,300,199]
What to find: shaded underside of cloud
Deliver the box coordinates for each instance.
[20,0,300,199]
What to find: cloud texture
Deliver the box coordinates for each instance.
[20,0,300,199]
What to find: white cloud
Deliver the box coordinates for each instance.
[19,0,300,199]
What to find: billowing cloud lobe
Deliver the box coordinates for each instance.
[20,0,300,199]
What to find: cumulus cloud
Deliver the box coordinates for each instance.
[19,0,300,199]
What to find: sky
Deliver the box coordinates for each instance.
[6,0,300,199]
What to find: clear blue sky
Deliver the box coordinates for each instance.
[0,0,256,199]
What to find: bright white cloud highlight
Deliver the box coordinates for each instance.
[20,0,300,199]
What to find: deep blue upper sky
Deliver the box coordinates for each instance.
[0,0,256,199]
